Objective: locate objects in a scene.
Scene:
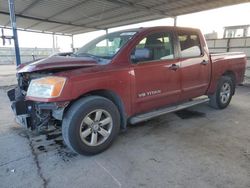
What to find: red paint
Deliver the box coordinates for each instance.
[23,27,247,117]
[18,56,97,72]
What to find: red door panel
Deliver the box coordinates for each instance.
[177,31,211,100]
[132,59,181,114]
[180,56,210,100]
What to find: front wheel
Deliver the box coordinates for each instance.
[62,96,120,155]
[209,76,234,109]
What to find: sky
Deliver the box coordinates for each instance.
[1,2,250,52]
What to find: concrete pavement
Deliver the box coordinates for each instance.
[0,84,250,188]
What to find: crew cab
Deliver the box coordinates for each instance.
[7,26,247,155]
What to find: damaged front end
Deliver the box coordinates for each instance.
[7,55,98,132]
[7,73,69,132]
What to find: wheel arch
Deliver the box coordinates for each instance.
[65,89,127,130]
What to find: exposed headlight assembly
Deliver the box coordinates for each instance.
[27,76,66,98]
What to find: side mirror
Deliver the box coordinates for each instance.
[131,48,151,62]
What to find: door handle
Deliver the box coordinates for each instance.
[169,64,179,71]
[201,60,208,65]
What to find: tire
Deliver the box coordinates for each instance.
[209,76,234,109]
[62,96,120,155]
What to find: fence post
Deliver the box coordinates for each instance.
[226,38,231,52]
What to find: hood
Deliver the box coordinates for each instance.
[17,56,98,73]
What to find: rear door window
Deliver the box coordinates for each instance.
[178,32,202,58]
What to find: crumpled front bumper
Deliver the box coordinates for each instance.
[7,88,67,131]
[7,88,34,129]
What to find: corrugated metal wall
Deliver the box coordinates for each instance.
[0,47,58,64]
[207,37,250,78]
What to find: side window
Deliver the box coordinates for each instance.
[178,32,202,58]
[131,32,174,63]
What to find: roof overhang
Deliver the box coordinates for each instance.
[0,0,249,35]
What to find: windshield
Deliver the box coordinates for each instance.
[74,31,137,63]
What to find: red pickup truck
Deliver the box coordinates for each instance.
[8,26,246,155]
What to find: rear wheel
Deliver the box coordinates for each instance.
[209,76,234,109]
[62,96,120,155]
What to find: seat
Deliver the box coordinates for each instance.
[145,38,166,60]
[180,36,196,50]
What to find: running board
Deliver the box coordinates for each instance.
[129,96,209,124]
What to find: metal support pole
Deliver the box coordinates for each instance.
[174,16,177,27]
[52,33,55,53]
[105,29,109,47]
[71,35,74,52]
[8,0,21,66]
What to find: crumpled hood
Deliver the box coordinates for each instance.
[17,56,98,73]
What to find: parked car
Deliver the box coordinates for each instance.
[8,26,247,155]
